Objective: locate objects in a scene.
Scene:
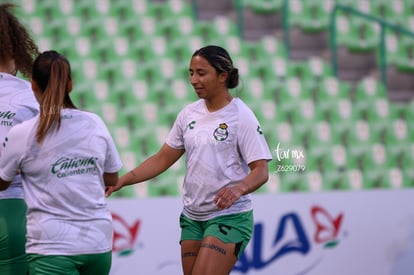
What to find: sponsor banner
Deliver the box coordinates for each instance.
[108,189,414,275]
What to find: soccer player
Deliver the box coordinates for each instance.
[0,3,39,274]
[106,45,272,275]
[0,50,122,275]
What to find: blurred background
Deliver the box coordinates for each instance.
[6,0,414,274]
[9,0,414,198]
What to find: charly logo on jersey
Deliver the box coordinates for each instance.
[0,110,16,126]
[51,156,98,178]
[188,120,196,130]
[213,123,229,141]
[257,125,263,135]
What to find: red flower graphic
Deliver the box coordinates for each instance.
[311,206,343,247]
[112,212,141,255]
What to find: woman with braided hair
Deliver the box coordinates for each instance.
[107,45,272,275]
[0,3,39,275]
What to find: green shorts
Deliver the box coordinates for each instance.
[0,198,28,275]
[27,251,112,275]
[180,210,253,258]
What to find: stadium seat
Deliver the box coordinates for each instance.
[306,120,337,147]
[372,0,406,25]
[321,144,348,173]
[345,119,381,158]
[363,143,391,173]
[354,76,388,101]
[326,98,353,131]
[242,0,283,14]
[343,169,364,190]
[363,170,391,189]
[252,34,288,60]
[336,16,379,52]
[323,171,350,191]
[296,56,334,80]
[279,173,309,192]
[383,118,410,156]
[383,168,404,189]
[260,56,296,81]
[391,36,414,73]
[289,0,333,32]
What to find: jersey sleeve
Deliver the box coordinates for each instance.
[0,125,27,181]
[165,110,185,150]
[237,109,273,165]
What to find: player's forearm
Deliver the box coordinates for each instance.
[239,160,269,195]
[121,154,170,187]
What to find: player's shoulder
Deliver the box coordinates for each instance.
[71,109,106,125]
[0,73,31,91]
[185,99,204,110]
[232,98,256,116]
[8,115,38,137]
[177,99,204,116]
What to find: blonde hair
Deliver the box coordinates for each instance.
[32,51,76,143]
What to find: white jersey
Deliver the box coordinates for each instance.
[0,108,122,255]
[166,98,272,221]
[0,73,39,199]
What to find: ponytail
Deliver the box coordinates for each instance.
[32,51,76,143]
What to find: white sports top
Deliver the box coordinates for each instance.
[0,73,39,199]
[166,98,272,221]
[0,108,122,255]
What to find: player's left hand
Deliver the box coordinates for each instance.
[214,184,245,210]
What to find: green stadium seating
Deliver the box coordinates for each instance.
[279,172,309,192]
[289,0,333,33]
[343,17,379,52]
[15,0,414,197]
[342,169,364,190]
[323,171,350,191]
[243,0,283,14]
[391,36,414,73]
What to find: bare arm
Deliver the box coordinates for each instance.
[214,159,269,209]
[0,178,11,191]
[239,159,270,194]
[106,143,185,197]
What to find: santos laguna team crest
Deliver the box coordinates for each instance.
[213,123,229,141]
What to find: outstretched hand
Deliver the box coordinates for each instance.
[105,180,124,197]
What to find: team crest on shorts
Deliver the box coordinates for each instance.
[214,123,229,141]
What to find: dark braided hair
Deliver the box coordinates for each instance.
[192,45,239,89]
